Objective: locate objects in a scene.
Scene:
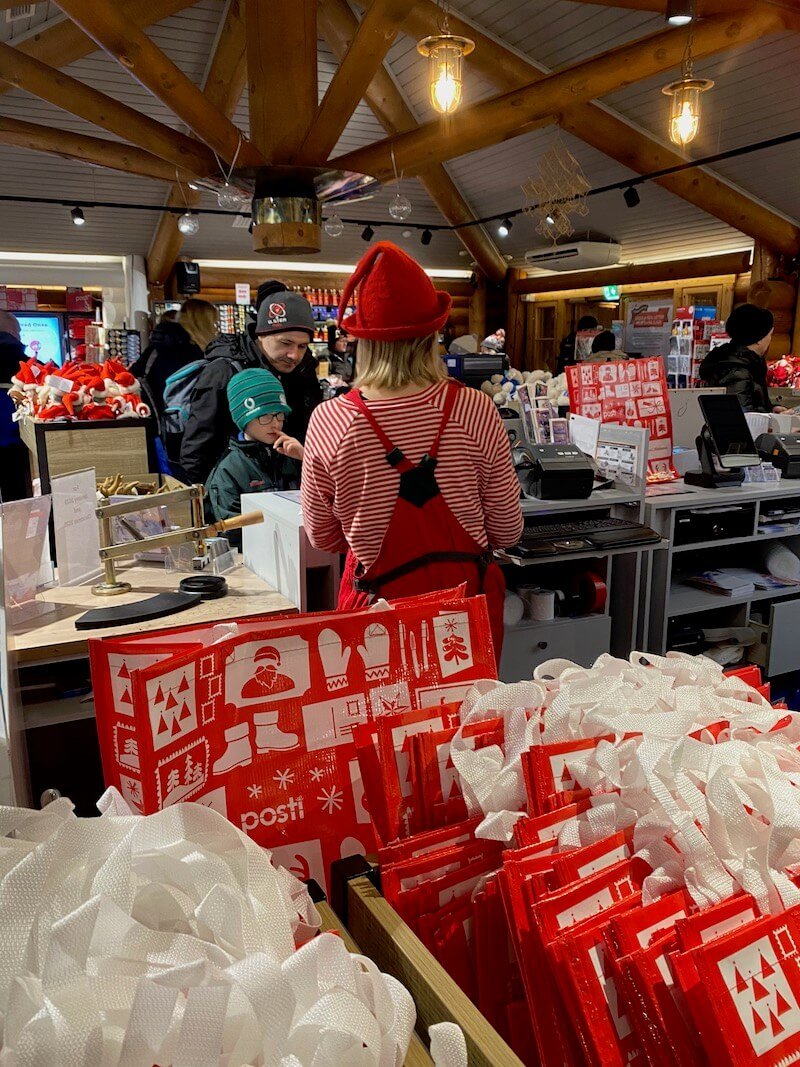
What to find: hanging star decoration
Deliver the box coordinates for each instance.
[521,140,590,241]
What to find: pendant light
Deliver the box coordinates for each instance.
[662,32,713,148]
[665,0,695,26]
[417,12,474,116]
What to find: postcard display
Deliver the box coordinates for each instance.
[566,356,678,482]
[90,591,495,895]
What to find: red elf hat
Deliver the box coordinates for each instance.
[340,241,452,341]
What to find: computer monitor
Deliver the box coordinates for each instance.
[698,393,760,469]
[16,313,65,366]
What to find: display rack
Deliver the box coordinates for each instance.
[642,481,800,673]
[152,300,255,336]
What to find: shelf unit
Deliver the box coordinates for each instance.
[498,480,663,682]
[642,481,800,664]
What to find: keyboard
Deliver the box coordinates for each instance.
[509,515,661,557]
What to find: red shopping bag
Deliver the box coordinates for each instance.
[90,592,495,895]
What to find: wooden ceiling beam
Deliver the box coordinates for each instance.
[405,1,800,257]
[53,0,260,165]
[512,251,753,295]
[0,114,191,182]
[334,9,786,183]
[1,0,195,95]
[318,0,507,282]
[0,41,216,177]
[147,0,248,287]
[246,0,317,161]
[296,0,410,164]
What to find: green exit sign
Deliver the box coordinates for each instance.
[603,284,620,300]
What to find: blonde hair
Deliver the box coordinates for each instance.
[354,334,447,392]
[179,298,218,351]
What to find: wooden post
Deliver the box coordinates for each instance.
[505,270,527,369]
[246,0,317,161]
[469,276,487,342]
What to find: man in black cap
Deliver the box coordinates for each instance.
[699,304,775,413]
[180,282,322,484]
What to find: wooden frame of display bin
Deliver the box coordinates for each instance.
[327,861,524,1067]
[19,417,158,496]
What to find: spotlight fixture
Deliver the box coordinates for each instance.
[421,228,433,246]
[665,0,695,26]
[623,186,641,208]
[361,224,374,242]
[545,214,556,226]
[70,206,85,227]
[497,217,513,237]
[188,181,200,191]
[323,214,344,238]
[177,211,200,236]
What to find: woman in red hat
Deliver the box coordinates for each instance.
[300,242,523,656]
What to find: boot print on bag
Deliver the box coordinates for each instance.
[212,721,253,775]
[241,645,294,698]
[254,710,299,752]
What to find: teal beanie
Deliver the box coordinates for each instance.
[226,368,291,431]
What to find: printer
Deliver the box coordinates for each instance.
[755,433,800,478]
[514,443,594,500]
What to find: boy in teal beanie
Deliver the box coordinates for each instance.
[206,368,305,539]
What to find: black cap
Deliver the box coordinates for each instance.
[256,279,287,310]
[726,304,774,347]
[255,290,315,338]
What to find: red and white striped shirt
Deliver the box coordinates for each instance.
[301,381,523,567]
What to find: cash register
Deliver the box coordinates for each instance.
[756,433,800,478]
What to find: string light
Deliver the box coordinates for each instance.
[416,13,475,116]
[662,32,713,148]
[177,212,200,236]
[623,186,641,208]
[70,206,85,226]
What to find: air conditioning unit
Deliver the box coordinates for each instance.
[6,5,35,21]
[524,241,622,272]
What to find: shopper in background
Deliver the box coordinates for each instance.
[588,330,626,361]
[133,298,218,414]
[205,368,303,545]
[301,242,523,656]
[0,311,29,502]
[557,314,598,375]
[699,304,775,413]
[180,281,322,485]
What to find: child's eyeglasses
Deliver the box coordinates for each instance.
[257,413,285,425]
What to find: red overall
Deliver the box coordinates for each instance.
[337,382,506,657]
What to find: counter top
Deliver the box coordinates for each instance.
[9,560,296,664]
[645,478,800,510]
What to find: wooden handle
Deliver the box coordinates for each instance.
[204,510,265,537]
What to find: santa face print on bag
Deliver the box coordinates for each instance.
[225,636,311,706]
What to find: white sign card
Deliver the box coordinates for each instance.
[596,424,649,486]
[623,299,674,360]
[51,468,102,586]
[569,413,601,458]
[235,283,250,306]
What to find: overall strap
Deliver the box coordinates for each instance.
[345,381,459,469]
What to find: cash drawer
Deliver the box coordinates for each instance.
[749,596,800,677]
[500,615,611,683]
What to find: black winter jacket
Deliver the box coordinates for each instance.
[130,321,203,414]
[180,325,322,485]
[698,342,771,414]
[205,436,301,546]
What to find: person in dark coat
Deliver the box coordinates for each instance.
[132,300,218,414]
[205,368,303,545]
[556,315,599,375]
[180,283,322,485]
[0,311,30,502]
[699,304,775,413]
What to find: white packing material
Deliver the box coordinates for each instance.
[0,792,464,1067]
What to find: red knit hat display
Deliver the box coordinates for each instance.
[339,241,452,341]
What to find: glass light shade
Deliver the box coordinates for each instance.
[323,213,344,237]
[417,34,474,116]
[388,192,412,220]
[177,212,200,236]
[662,77,713,147]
